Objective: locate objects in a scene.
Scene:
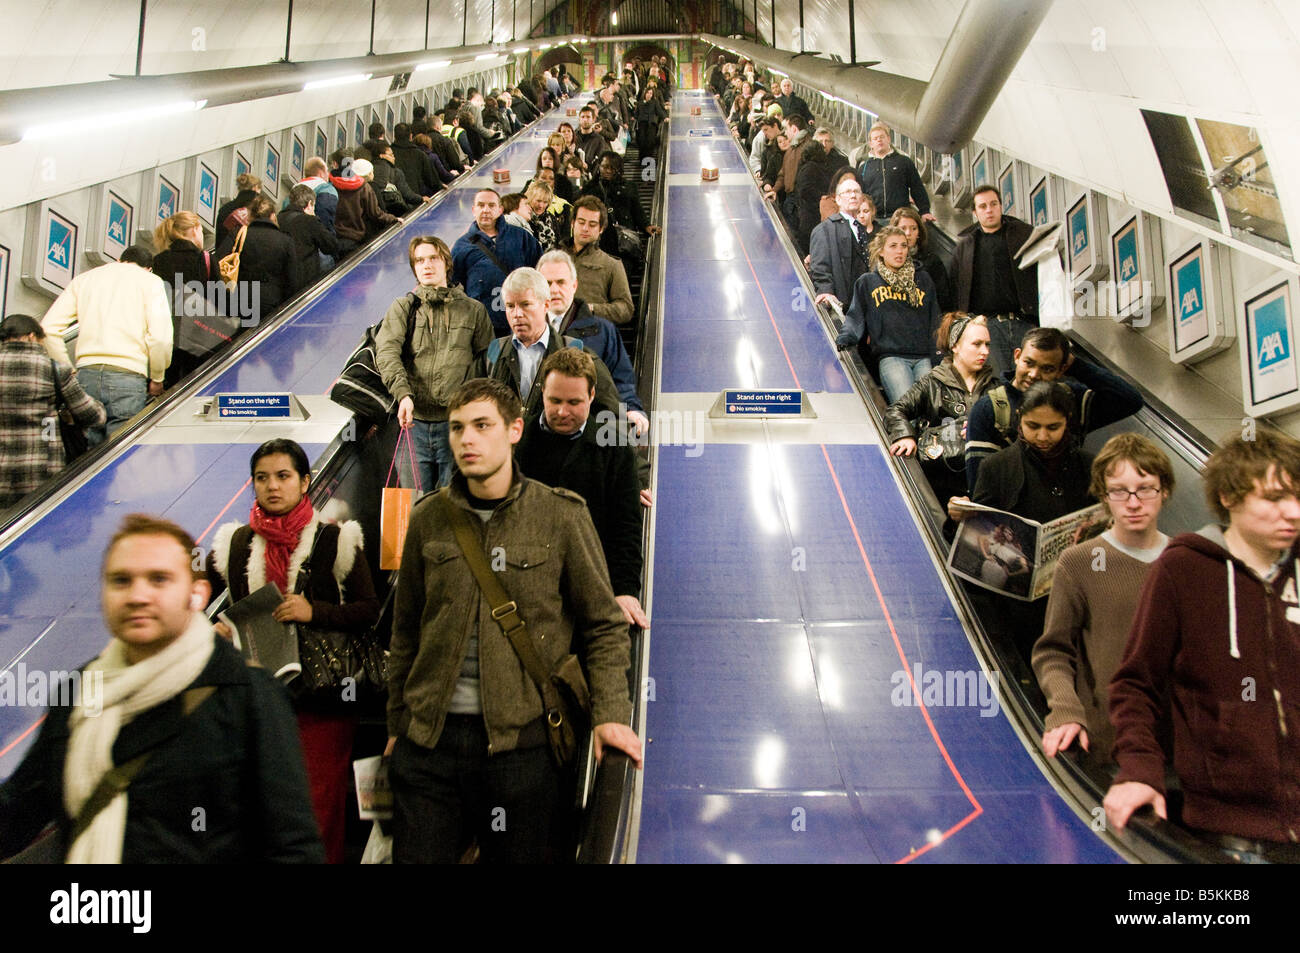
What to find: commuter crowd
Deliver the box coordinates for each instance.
[720,54,1300,863]
[3,52,1298,867]
[0,59,673,865]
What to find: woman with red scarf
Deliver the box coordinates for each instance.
[206,438,379,863]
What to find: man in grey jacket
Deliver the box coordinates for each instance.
[385,378,642,864]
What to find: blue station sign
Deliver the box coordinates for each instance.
[723,390,804,416]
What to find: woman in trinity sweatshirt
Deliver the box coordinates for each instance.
[835,225,941,403]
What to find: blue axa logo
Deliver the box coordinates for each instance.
[1259,330,1289,368]
[47,220,71,267]
[1254,298,1291,370]
[108,203,127,242]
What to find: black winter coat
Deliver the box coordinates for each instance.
[794,154,834,255]
[0,634,324,863]
[391,140,438,197]
[972,439,1095,526]
[213,219,300,314]
[884,359,998,446]
[954,214,1039,320]
[278,207,339,287]
[516,416,644,599]
[855,151,931,216]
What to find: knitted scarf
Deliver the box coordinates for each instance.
[63,613,215,863]
[249,496,314,592]
[875,256,924,308]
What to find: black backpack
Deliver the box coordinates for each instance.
[328,293,419,422]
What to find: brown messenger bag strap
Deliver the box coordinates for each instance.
[434,490,562,715]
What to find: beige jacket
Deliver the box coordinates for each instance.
[375,284,493,421]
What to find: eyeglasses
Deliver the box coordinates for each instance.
[1105,487,1162,502]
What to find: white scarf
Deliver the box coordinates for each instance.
[62,613,216,864]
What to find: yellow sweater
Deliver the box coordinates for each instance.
[41,261,173,381]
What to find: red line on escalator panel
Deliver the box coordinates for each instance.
[196,478,253,545]
[0,714,46,760]
[712,168,983,859]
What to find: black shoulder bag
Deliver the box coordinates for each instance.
[49,359,89,463]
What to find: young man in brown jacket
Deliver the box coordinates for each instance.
[385,378,642,863]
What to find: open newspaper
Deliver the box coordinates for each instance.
[947,501,1108,601]
[218,583,302,681]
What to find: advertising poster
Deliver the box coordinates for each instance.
[1246,281,1298,406]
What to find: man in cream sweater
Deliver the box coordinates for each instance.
[42,245,172,445]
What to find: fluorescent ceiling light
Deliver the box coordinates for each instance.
[540,43,551,49]
[475,53,498,61]
[610,11,618,25]
[302,73,372,91]
[513,47,529,54]
[415,60,451,71]
[23,99,207,141]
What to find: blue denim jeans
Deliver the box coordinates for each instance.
[78,364,148,446]
[407,419,453,493]
[878,355,933,405]
[984,316,1038,380]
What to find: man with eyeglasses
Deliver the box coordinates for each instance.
[809,174,873,311]
[1032,433,1174,768]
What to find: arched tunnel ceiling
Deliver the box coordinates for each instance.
[4,0,1300,246]
[1,0,573,89]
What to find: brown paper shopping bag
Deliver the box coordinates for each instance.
[380,429,421,570]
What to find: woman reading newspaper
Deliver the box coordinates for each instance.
[206,438,380,864]
[952,382,1097,665]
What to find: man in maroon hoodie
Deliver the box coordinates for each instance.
[1105,429,1300,860]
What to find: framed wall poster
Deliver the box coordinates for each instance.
[235,150,251,179]
[85,185,134,264]
[914,142,929,178]
[1165,236,1234,364]
[22,201,79,296]
[263,140,281,198]
[971,148,990,190]
[0,243,10,316]
[354,114,364,147]
[335,119,347,152]
[1239,273,1300,417]
[369,107,380,131]
[385,104,395,132]
[400,99,408,124]
[1066,191,1108,284]
[290,133,305,181]
[194,160,219,228]
[950,148,968,205]
[1108,212,1165,324]
[1029,175,1052,228]
[154,172,180,226]
[998,160,1020,219]
[315,126,328,160]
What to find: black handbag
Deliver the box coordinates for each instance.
[436,491,591,768]
[291,525,389,708]
[917,415,967,469]
[48,359,89,463]
[328,293,419,422]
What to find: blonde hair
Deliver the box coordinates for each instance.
[153,211,202,253]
